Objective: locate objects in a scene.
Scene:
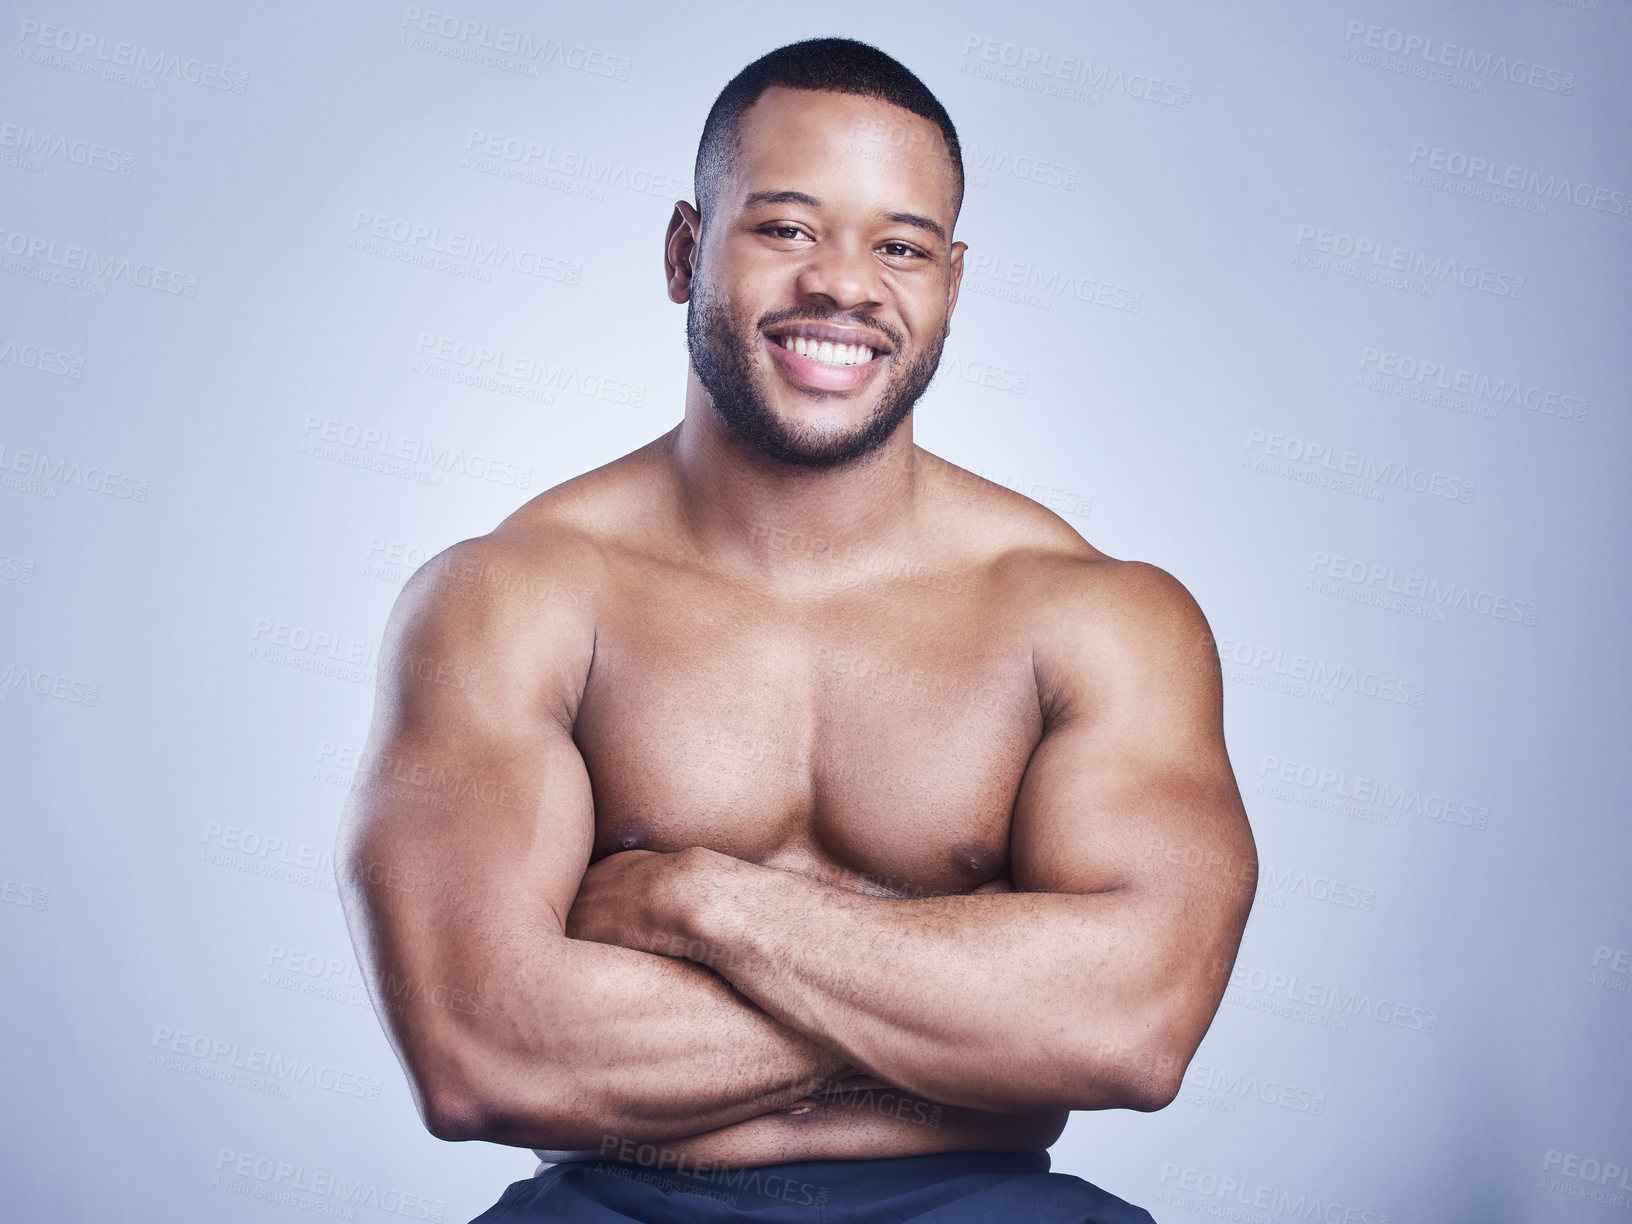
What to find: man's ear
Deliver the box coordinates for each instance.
[665,201,702,304]
[943,240,968,339]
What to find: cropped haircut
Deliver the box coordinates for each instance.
[693,38,964,224]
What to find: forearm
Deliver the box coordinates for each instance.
[394,933,848,1149]
[679,860,1189,1113]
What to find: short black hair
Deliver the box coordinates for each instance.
[694,38,963,224]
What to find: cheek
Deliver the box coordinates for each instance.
[893,278,949,329]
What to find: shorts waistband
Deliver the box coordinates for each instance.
[562,1149,1051,1211]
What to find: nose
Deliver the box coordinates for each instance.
[793,237,884,313]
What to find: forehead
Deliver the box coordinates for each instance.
[729,86,958,224]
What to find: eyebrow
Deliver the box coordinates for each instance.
[742,190,948,245]
[884,210,947,244]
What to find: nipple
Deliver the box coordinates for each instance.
[616,825,653,852]
[949,841,996,878]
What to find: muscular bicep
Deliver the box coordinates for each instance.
[336,536,598,1098]
[1011,563,1255,1026]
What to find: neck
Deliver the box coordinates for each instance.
[667,368,921,569]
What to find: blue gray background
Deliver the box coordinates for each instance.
[2,2,1628,1220]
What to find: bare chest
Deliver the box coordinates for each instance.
[571,578,1042,897]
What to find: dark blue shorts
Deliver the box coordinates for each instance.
[469,1150,1154,1222]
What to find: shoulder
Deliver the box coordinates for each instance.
[380,440,673,718]
[395,507,605,643]
[917,450,1201,631]
[1028,557,1219,726]
[914,452,1215,694]
[396,434,671,633]
[915,455,1217,719]
[916,449,1103,565]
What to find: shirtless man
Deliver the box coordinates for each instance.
[337,38,1256,1224]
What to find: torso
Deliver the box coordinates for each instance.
[531,441,1095,1165]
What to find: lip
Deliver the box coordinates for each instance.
[765,333,887,393]
[762,320,894,354]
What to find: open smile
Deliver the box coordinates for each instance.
[762,321,892,392]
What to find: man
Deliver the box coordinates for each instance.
[337,37,1256,1224]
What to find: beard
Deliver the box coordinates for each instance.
[686,282,945,469]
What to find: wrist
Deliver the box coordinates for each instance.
[670,847,763,973]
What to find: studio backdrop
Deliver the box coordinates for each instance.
[2,2,1628,1221]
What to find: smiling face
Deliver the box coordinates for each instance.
[676,86,965,468]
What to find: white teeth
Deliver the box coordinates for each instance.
[777,335,878,365]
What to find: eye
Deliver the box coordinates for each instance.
[879,241,927,259]
[759,224,810,242]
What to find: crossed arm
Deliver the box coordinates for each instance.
[336,536,1256,1148]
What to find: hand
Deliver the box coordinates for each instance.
[564,846,724,955]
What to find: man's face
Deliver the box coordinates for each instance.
[682,87,965,468]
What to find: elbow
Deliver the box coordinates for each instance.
[1115,1056,1185,1112]
[411,1054,610,1149]
[1072,1044,1185,1113]
[420,1084,491,1143]
[410,1045,502,1142]
[1052,1057,1183,1113]
[1063,1021,1192,1113]
[402,1032,517,1143]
